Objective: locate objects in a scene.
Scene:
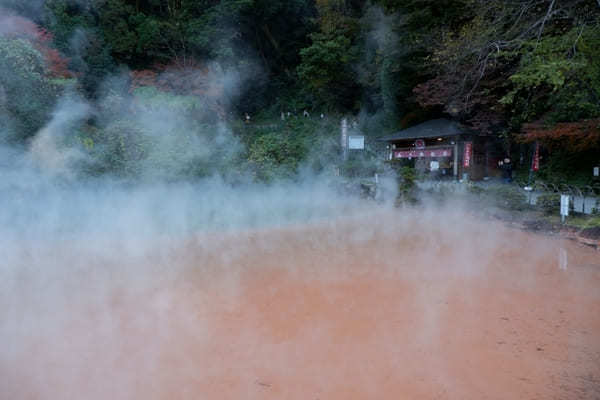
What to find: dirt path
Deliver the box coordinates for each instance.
[2,211,599,399]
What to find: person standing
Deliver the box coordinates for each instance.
[503,157,512,183]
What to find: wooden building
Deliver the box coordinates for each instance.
[379,119,504,181]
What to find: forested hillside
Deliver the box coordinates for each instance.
[0,0,598,182]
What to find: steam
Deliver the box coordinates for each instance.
[29,94,91,176]
[2,4,598,400]
[0,2,375,247]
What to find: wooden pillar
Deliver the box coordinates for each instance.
[341,118,348,161]
[453,139,459,179]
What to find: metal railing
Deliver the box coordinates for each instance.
[413,178,600,215]
[515,180,600,214]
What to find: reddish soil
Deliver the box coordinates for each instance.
[2,211,600,399]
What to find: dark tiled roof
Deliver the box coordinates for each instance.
[378,119,464,141]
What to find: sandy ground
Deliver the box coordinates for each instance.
[2,210,599,399]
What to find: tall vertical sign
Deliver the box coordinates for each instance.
[532,142,540,172]
[341,118,348,161]
[463,142,472,168]
[560,194,569,223]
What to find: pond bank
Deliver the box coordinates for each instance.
[482,205,600,249]
[407,180,600,249]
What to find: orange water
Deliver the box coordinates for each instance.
[2,211,599,399]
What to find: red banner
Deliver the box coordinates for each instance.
[532,142,540,172]
[393,147,453,159]
[463,142,472,168]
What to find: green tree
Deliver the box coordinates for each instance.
[501,25,600,125]
[0,37,58,143]
[411,0,599,131]
[248,131,307,182]
[44,0,115,94]
[297,0,361,110]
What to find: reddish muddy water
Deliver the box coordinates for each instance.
[2,211,599,399]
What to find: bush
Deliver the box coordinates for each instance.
[486,185,528,211]
[536,193,561,215]
[247,131,307,182]
[394,166,418,205]
[0,37,59,143]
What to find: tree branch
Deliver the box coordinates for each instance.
[572,25,585,56]
[536,0,556,45]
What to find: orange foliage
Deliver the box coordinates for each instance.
[132,61,223,97]
[519,119,600,151]
[130,69,159,89]
[0,12,73,78]
[130,61,226,117]
[413,73,505,134]
[43,47,72,78]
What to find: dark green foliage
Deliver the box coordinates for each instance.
[297,2,361,110]
[501,25,600,127]
[44,0,115,94]
[2,0,599,183]
[243,116,339,182]
[386,162,417,204]
[297,30,360,109]
[97,0,139,60]
[537,193,561,215]
[248,131,306,182]
[535,149,600,186]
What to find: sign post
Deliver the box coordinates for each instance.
[341,118,348,161]
[453,143,458,179]
[560,194,569,223]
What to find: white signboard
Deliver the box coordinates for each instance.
[560,195,570,221]
[348,135,365,150]
[594,166,599,177]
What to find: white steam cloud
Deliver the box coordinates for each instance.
[29,94,91,177]
[2,3,598,400]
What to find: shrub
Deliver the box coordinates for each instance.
[0,37,59,143]
[536,193,561,215]
[394,166,418,205]
[486,185,528,211]
[247,131,306,182]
